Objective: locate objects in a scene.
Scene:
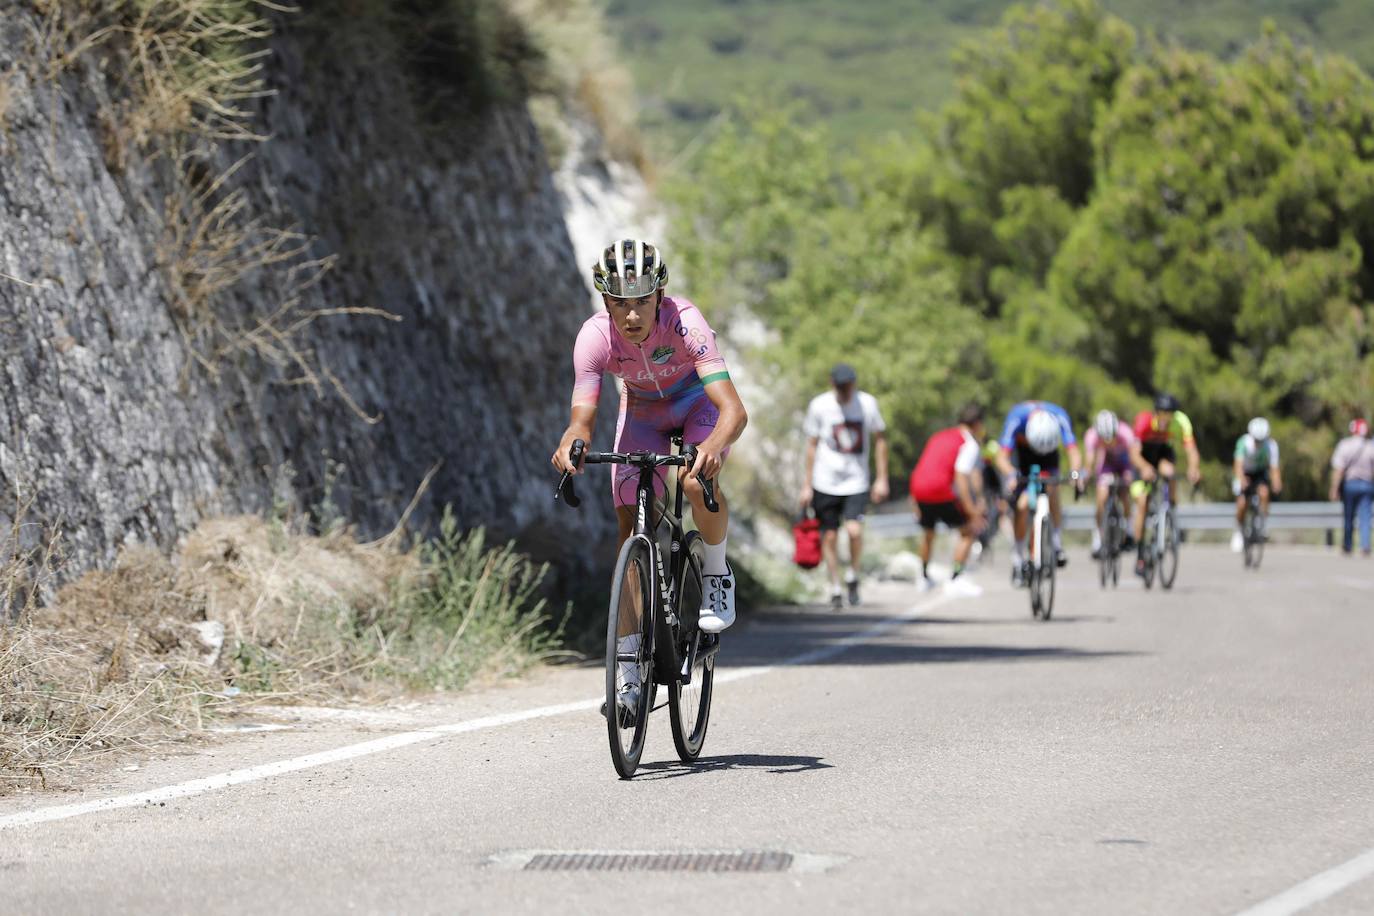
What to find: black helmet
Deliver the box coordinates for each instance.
[592,238,668,298]
[1153,392,1180,412]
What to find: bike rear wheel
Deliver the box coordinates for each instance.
[1159,507,1180,589]
[1038,511,1056,620]
[606,537,655,779]
[669,534,714,763]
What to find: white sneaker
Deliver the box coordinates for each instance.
[699,566,736,633]
[1230,530,1244,552]
[945,577,984,598]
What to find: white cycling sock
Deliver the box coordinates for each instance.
[702,536,728,576]
[1052,529,1063,551]
[1091,528,1102,551]
[1012,540,1026,565]
[616,634,641,687]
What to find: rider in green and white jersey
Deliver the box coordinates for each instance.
[1231,417,1283,551]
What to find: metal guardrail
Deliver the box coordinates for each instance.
[867,501,1344,537]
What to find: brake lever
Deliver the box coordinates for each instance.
[681,444,720,513]
[555,439,585,508]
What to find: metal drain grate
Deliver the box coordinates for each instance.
[523,851,794,873]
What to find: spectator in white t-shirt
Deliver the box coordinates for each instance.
[800,364,889,609]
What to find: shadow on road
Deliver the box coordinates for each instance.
[732,612,1142,667]
[634,754,833,780]
[916,614,1117,626]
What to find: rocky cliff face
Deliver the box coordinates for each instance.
[0,4,618,580]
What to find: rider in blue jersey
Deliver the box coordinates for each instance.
[993,400,1084,584]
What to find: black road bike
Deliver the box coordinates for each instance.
[1097,478,1128,589]
[1137,475,1180,590]
[557,435,720,779]
[1241,486,1266,570]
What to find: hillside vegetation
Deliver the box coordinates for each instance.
[671,0,1374,500]
[611,0,1374,151]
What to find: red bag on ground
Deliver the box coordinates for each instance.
[793,512,822,569]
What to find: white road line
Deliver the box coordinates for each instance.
[0,592,960,832]
[1234,847,1374,916]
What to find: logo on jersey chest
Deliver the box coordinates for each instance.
[650,345,675,365]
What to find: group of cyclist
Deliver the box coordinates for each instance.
[551,239,1293,647]
[940,394,1282,586]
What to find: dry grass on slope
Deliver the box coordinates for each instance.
[1,513,564,792]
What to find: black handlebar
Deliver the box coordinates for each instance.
[555,438,719,513]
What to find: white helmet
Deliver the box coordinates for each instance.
[1248,416,1270,441]
[1094,409,1118,441]
[1026,409,1062,455]
[592,238,668,298]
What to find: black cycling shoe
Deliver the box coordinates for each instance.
[846,578,861,606]
[1055,549,1068,568]
[1090,546,1102,560]
[1121,535,1137,551]
[830,593,844,612]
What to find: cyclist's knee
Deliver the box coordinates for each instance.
[615,506,636,540]
[682,474,705,500]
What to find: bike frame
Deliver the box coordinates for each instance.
[618,441,720,686]
[1026,465,1055,570]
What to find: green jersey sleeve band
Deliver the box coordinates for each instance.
[700,371,731,386]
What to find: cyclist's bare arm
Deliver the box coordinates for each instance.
[801,436,819,506]
[994,447,1016,481]
[1233,455,1245,486]
[1272,463,1283,494]
[1129,442,1155,479]
[1186,441,1202,483]
[688,378,748,482]
[553,404,598,474]
[871,430,890,503]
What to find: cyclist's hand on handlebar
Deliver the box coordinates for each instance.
[1141,464,1157,482]
[800,485,814,509]
[551,431,586,475]
[870,478,890,505]
[1187,467,1202,486]
[687,442,724,484]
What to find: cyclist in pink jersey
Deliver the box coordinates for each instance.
[1084,410,1154,558]
[553,239,748,638]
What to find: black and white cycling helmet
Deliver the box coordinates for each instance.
[1248,416,1271,441]
[592,238,668,299]
[1094,409,1118,441]
[1154,392,1181,412]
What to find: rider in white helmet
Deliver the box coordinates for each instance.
[1085,409,1155,558]
[993,401,1085,585]
[1232,416,1282,550]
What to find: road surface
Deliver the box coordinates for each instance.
[3,546,1373,914]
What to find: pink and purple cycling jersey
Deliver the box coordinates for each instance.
[571,297,732,507]
[572,297,730,408]
[1085,425,1138,477]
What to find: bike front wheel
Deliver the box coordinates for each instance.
[1243,505,1264,570]
[669,534,714,763]
[1038,512,1056,620]
[1139,520,1156,590]
[606,537,656,779]
[1159,508,1180,589]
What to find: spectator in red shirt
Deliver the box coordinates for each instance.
[909,405,987,588]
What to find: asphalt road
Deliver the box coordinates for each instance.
[3,545,1374,914]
